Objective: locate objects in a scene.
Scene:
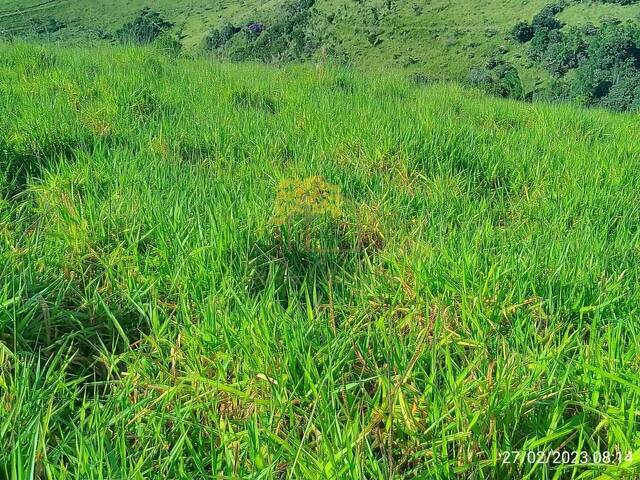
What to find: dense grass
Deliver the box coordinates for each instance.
[1,42,640,479]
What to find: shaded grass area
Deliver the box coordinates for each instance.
[0,42,639,478]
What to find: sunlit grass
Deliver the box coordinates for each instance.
[0,42,639,479]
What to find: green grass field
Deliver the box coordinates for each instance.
[1,42,640,478]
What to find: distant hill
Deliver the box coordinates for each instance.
[2,0,640,91]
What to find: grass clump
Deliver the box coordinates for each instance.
[0,42,639,479]
[273,177,342,227]
[232,89,278,114]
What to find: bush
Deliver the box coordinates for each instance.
[569,23,640,108]
[30,17,66,36]
[528,27,553,61]
[116,8,174,44]
[468,59,524,99]
[468,67,493,88]
[531,3,565,31]
[511,21,534,43]
[205,23,240,50]
[600,71,640,111]
[154,33,182,56]
[541,27,587,76]
[524,3,567,61]
[531,78,572,103]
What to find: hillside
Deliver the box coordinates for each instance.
[1,42,640,478]
[3,0,640,89]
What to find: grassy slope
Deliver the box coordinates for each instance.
[0,0,280,47]
[1,42,640,478]
[2,0,640,86]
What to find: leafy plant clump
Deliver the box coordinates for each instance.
[468,58,524,99]
[205,22,240,50]
[29,17,67,36]
[511,21,534,43]
[512,2,565,46]
[116,7,174,44]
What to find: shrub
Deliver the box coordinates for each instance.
[531,3,565,31]
[584,22,640,70]
[30,17,66,36]
[116,8,174,44]
[468,59,523,99]
[468,67,493,88]
[601,71,640,111]
[528,27,553,61]
[511,21,534,43]
[252,0,318,61]
[567,22,640,107]
[154,33,182,56]
[531,78,571,103]
[494,63,524,99]
[541,27,587,76]
[205,22,240,50]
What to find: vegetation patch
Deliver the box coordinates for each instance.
[511,2,640,110]
[29,17,66,36]
[204,0,320,62]
[116,8,174,45]
[468,58,524,99]
[231,89,278,114]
